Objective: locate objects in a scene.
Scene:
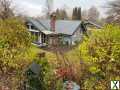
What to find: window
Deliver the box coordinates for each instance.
[31,25,37,30]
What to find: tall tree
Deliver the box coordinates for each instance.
[82,10,88,20]
[0,0,14,20]
[77,7,82,20]
[61,9,68,19]
[106,0,120,24]
[45,0,53,18]
[56,9,61,19]
[72,7,82,20]
[87,6,100,22]
[72,8,75,20]
[74,7,78,20]
[72,7,78,20]
[55,9,68,20]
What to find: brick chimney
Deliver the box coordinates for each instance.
[50,13,56,32]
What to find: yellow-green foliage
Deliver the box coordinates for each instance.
[80,24,120,69]
[67,24,120,89]
[0,18,31,72]
[79,24,120,89]
[26,45,57,65]
[0,18,58,89]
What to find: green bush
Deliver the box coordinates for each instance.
[78,24,120,89]
[25,56,63,90]
[0,18,31,72]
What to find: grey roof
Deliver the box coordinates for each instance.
[27,18,46,30]
[56,20,81,35]
[27,18,81,35]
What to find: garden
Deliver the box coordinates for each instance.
[0,18,120,90]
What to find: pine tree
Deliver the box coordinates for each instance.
[72,8,75,20]
[56,9,68,20]
[77,7,82,20]
[72,7,81,20]
[74,7,78,20]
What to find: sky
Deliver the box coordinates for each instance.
[13,0,112,17]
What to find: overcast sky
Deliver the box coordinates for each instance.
[14,0,111,17]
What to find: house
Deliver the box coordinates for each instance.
[26,14,88,47]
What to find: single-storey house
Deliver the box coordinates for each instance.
[26,14,98,47]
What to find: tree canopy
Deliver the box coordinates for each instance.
[0,0,14,20]
[87,6,100,22]
[55,9,68,20]
[106,0,120,24]
[72,7,82,20]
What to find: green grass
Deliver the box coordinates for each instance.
[25,45,40,61]
[26,45,57,64]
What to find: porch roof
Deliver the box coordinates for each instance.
[29,29,39,32]
[41,30,55,35]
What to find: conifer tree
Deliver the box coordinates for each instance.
[74,7,78,20]
[72,8,75,20]
[72,7,81,20]
[77,7,82,20]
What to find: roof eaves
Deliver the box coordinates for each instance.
[71,23,81,36]
[85,21,102,29]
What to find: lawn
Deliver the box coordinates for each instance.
[26,45,57,66]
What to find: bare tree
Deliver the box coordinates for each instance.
[87,6,100,22]
[45,0,53,18]
[0,0,14,20]
[106,0,120,23]
[82,10,88,20]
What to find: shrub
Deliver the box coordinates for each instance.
[0,18,31,72]
[78,24,120,89]
[0,18,31,89]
